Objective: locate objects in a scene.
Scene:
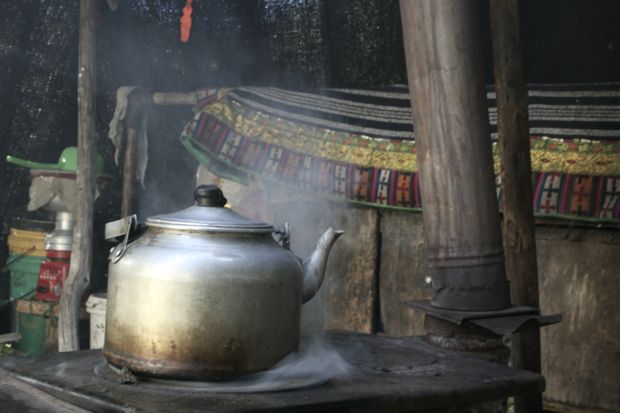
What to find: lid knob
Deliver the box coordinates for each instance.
[194,185,227,207]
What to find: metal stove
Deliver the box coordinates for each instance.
[0,332,543,413]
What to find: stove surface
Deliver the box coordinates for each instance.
[0,332,543,413]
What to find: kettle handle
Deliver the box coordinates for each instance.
[107,215,137,263]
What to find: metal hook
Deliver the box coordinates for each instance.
[109,215,137,263]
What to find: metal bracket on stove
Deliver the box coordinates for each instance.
[405,300,562,336]
[274,222,291,250]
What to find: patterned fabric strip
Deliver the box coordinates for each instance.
[180,85,620,223]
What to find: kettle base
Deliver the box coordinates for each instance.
[94,357,331,393]
[102,348,269,382]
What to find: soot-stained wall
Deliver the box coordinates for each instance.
[0,0,619,333]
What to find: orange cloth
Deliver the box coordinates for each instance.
[180,0,193,43]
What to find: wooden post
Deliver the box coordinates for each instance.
[121,127,138,217]
[120,89,151,217]
[489,1,542,412]
[399,0,510,311]
[59,0,97,352]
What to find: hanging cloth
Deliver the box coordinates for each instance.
[180,0,193,43]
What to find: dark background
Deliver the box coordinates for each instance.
[0,0,619,333]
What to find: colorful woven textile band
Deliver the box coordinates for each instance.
[180,84,620,224]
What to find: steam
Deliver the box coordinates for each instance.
[192,165,353,392]
[151,336,351,393]
[254,336,351,386]
[196,164,343,332]
[53,361,68,378]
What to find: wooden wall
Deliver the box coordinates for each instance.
[274,199,619,412]
[536,227,620,412]
[274,199,379,334]
[379,210,430,336]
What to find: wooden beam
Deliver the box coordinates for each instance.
[399,0,510,311]
[152,91,200,106]
[489,1,542,412]
[58,0,97,352]
[119,90,199,216]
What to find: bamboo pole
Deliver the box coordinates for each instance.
[59,0,97,352]
[399,0,510,311]
[489,1,542,412]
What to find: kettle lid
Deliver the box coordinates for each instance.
[145,185,274,233]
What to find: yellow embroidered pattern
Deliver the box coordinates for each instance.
[205,99,419,171]
[202,97,620,176]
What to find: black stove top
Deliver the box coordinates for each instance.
[0,332,543,413]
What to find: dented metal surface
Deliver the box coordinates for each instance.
[104,226,304,380]
[104,186,342,380]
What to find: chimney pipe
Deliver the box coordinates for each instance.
[400,0,510,311]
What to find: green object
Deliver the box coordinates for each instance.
[0,343,15,356]
[6,146,105,174]
[14,312,54,356]
[6,253,45,300]
[14,308,88,355]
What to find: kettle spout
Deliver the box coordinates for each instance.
[302,228,344,303]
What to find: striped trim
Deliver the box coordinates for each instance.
[181,84,620,223]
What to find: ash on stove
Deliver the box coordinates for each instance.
[94,337,351,393]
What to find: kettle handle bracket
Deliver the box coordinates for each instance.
[107,215,137,263]
[273,222,291,250]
